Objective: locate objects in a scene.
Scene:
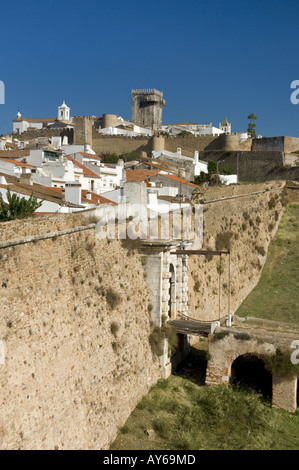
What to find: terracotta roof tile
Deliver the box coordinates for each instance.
[151,173,200,188]
[81,189,116,205]
[126,169,160,182]
[66,157,101,179]
[0,158,34,168]
[13,117,56,122]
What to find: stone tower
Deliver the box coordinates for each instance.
[73,116,94,146]
[131,89,165,130]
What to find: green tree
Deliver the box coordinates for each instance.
[0,188,43,222]
[208,160,217,174]
[247,113,258,139]
[194,171,210,185]
[177,130,192,137]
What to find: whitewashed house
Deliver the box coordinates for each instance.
[13,101,73,134]
[161,122,225,136]
[0,158,36,178]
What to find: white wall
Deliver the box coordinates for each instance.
[0,160,24,177]
[61,144,94,156]
[0,186,61,213]
[219,174,238,185]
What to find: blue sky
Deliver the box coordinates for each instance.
[0,0,299,137]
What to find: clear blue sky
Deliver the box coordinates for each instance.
[0,0,299,137]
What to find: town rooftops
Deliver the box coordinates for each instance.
[66,156,101,179]
[0,150,30,158]
[13,117,56,122]
[79,152,102,160]
[81,190,116,205]
[126,169,160,182]
[150,173,200,188]
[0,182,82,208]
[0,158,35,168]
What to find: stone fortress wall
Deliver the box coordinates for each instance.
[188,181,286,322]
[0,180,290,449]
[0,211,162,450]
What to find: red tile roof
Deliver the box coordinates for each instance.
[66,156,101,179]
[81,190,116,205]
[0,158,34,168]
[126,169,160,183]
[13,117,56,122]
[151,173,200,188]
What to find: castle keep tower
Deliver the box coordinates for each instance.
[131,89,165,130]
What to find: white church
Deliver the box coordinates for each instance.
[13,101,73,134]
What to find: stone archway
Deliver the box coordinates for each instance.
[229,353,272,401]
[206,332,298,413]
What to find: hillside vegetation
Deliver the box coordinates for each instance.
[236,203,299,324]
[111,202,299,451]
[110,346,299,450]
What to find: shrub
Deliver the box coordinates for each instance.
[215,231,233,251]
[260,350,299,378]
[110,321,119,337]
[255,245,266,256]
[216,259,225,275]
[149,324,178,357]
[268,197,276,210]
[208,160,217,174]
[149,327,165,356]
[233,332,251,341]
[0,188,43,221]
[221,165,235,175]
[105,288,121,309]
[211,331,230,341]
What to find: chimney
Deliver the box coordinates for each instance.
[177,148,182,155]
[64,182,82,205]
[20,171,33,185]
[86,192,92,200]
[194,151,199,165]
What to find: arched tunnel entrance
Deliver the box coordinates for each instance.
[229,354,272,401]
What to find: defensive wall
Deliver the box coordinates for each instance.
[188,181,286,322]
[0,180,294,449]
[12,127,74,144]
[252,136,299,153]
[0,211,162,450]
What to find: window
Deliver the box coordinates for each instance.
[91,180,94,191]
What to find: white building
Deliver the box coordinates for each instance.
[13,101,72,134]
[68,152,125,194]
[161,122,225,136]
[151,149,208,179]
[0,158,36,178]
[0,176,84,214]
[96,114,153,137]
[219,117,231,135]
